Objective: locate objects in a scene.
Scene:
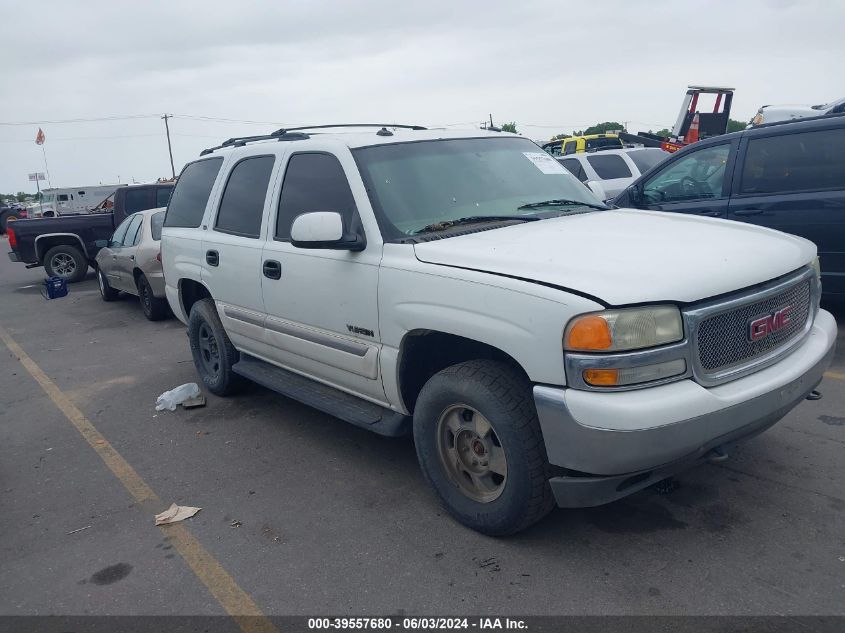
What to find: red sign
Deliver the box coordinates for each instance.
[35,128,45,145]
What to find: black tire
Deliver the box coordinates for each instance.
[187,298,244,396]
[413,359,556,536]
[97,268,120,301]
[43,245,88,283]
[137,274,169,321]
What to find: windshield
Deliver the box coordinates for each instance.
[353,137,602,239]
[627,148,670,174]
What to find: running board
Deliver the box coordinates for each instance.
[232,354,410,437]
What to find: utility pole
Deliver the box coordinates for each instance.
[161,114,175,179]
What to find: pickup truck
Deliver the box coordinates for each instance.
[6,183,173,282]
[161,125,836,535]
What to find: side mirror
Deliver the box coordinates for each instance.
[585,180,607,202]
[629,183,645,207]
[94,239,109,248]
[290,212,365,251]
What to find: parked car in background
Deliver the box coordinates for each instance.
[95,208,169,320]
[612,113,845,299]
[161,124,835,535]
[0,202,27,233]
[557,147,670,200]
[750,97,845,127]
[542,133,623,156]
[6,182,173,282]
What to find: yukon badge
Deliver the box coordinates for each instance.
[748,306,793,342]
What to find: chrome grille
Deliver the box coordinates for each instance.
[696,278,811,374]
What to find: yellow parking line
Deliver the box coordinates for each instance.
[824,371,845,381]
[0,323,278,633]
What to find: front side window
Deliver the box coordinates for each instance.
[58,194,69,202]
[643,144,731,204]
[276,153,357,239]
[586,154,632,179]
[165,158,224,228]
[740,128,845,195]
[123,213,144,246]
[110,216,134,246]
[563,141,577,155]
[215,156,275,238]
[123,215,144,247]
[354,137,603,240]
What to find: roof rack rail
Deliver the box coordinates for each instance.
[270,123,427,135]
[199,131,310,156]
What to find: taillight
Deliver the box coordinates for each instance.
[7,226,16,249]
[156,250,161,262]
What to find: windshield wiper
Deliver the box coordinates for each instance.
[412,215,540,234]
[517,198,607,211]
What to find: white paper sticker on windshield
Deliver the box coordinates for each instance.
[522,151,567,174]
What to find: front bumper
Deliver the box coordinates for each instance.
[535,309,837,508]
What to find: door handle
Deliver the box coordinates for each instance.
[206,250,219,266]
[733,208,763,216]
[129,255,135,260]
[696,210,722,217]
[263,260,281,280]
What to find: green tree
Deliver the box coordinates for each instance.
[15,192,29,202]
[500,122,518,134]
[582,121,626,135]
[551,133,571,141]
[726,118,747,133]
[651,128,672,138]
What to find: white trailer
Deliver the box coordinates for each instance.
[34,185,125,217]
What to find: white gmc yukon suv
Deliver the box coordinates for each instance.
[161,125,837,535]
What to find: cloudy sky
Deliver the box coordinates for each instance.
[1,0,842,194]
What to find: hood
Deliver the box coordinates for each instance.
[412,209,815,305]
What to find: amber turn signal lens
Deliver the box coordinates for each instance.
[583,369,619,386]
[566,315,612,351]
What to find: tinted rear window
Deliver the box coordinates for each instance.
[215,156,275,238]
[585,137,623,151]
[627,148,669,174]
[150,211,165,240]
[740,128,845,195]
[559,158,588,182]
[586,154,632,179]
[164,158,223,228]
[156,186,173,208]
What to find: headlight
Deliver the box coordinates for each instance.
[564,305,684,352]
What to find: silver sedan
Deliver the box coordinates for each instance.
[95,208,170,320]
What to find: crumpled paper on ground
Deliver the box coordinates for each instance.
[154,503,202,525]
[155,383,201,412]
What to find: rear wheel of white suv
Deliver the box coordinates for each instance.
[413,359,556,535]
[188,298,245,396]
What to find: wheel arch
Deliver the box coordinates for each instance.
[35,234,88,262]
[396,329,530,415]
[178,278,212,318]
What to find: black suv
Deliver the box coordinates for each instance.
[613,113,845,299]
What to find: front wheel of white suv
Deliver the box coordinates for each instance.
[188,298,245,396]
[413,359,557,536]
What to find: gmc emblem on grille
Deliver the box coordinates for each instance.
[748,306,793,342]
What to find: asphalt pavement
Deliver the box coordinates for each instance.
[1,236,843,618]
